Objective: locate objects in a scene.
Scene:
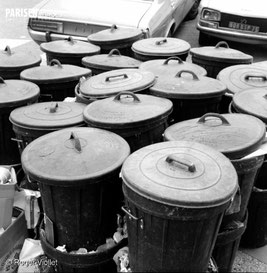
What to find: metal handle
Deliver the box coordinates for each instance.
[121,206,144,229]
[105,73,128,82]
[0,77,5,84]
[163,56,183,65]
[66,36,75,44]
[49,103,59,113]
[166,155,196,173]
[175,70,199,80]
[215,41,229,49]
[4,45,12,55]
[197,113,231,126]
[49,59,63,68]
[108,48,121,57]
[155,39,167,45]
[113,91,140,103]
[253,186,267,193]
[70,132,82,153]
[110,24,118,32]
[244,74,267,81]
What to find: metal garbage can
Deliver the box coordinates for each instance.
[149,70,226,124]
[9,101,86,154]
[21,127,130,251]
[132,37,191,61]
[40,36,101,66]
[121,141,238,272]
[83,91,173,152]
[0,77,40,165]
[20,59,92,101]
[82,48,141,75]
[190,41,253,78]
[87,24,144,56]
[0,45,41,79]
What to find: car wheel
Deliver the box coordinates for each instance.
[185,0,200,21]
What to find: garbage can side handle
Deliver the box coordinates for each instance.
[121,206,144,229]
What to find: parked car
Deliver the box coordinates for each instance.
[197,0,267,45]
[28,0,200,44]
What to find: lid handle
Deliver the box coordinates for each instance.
[49,103,59,113]
[105,73,128,82]
[175,70,199,80]
[0,77,5,84]
[49,59,63,68]
[108,49,121,57]
[197,113,231,126]
[155,39,167,45]
[163,56,183,65]
[244,74,267,81]
[4,45,12,55]
[166,155,196,173]
[110,24,118,32]
[215,41,229,49]
[70,132,82,153]
[66,36,75,44]
[113,91,141,103]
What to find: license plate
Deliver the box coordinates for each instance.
[228,21,259,32]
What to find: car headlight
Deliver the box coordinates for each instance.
[201,8,221,21]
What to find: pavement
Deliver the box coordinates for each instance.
[2,37,267,272]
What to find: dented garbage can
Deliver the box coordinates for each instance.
[121,141,238,272]
[21,127,130,251]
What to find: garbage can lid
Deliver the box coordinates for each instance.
[20,59,92,84]
[82,49,141,71]
[10,101,86,130]
[0,78,40,108]
[217,64,267,94]
[83,92,173,129]
[149,70,226,99]
[139,56,207,78]
[22,127,130,186]
[164,113,266,159]
[132,37,191,57]
[121,141,238,208]
[190,41,253,64]
[87,24,143,46]
[232,88,267,124]
[40,37,101,57]
[79,68,155,99]
[0,45,41,70]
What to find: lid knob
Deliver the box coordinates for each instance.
[4,45,12,55]
[155,39,167,45]
[244,74,267,82]
[215,41,229,49]
[49,59,63,68]
[166,154,196,173]
[0,77,6,84]
[110,24,118,32]
[70,132,82,153]
[163,56,183,65]
[175,70,199,80]
[197,113,231,126]
[105,73,128,82]
[49,102,59,113]
[108,48,121,57]
[66,36,75,44]
[113,91,141,103]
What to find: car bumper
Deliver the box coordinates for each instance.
[28,27,88,44]
[197,22,267,45]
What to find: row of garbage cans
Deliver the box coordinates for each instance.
[0,27,267,272]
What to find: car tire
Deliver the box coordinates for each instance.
[185,0,200,21]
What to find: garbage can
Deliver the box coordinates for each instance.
[121,141,238,272]
[149,70,227,124]
[21,127,130,251]
[40,36,101,66]
[131,37,191,61]
[20,59,92,102]
[82,49,141,75]
[213,211,248,272]
[0,77,40,165]
[0,45,41,79]
[190,41,253,78]
[83,91,173,152]
[10,101,86,154]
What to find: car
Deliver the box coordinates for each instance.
[27,0,200,44]
[197,0,267,45]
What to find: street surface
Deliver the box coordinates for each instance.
[1,0,267,63]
